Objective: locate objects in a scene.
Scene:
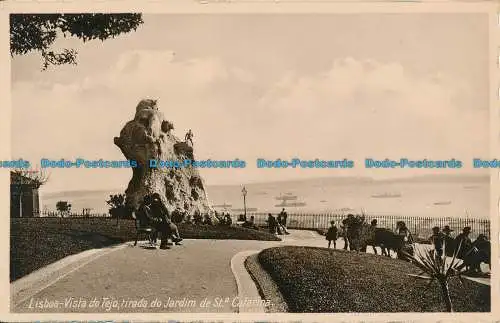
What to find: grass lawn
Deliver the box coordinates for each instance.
[257,246,490,312]
[10,217,280,282]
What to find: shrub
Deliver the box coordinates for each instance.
[403,240,466,312]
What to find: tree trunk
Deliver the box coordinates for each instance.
[439,280,453,312]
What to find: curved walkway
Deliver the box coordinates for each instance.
[11,229,489,313]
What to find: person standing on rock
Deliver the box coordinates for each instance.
[149,193,183,247]
[185,129,194,146]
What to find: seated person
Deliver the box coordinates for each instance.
[224,213,232,226]
[242,215,258,230]
[469,234,490,273]
[136,195,170,249]
[429,226,444,258]
[149,193,183,246]
[277,221,290,235]
[454,227,475,272]
[203,213,213,225]
[193,211,203,225]
[267,214,279,234]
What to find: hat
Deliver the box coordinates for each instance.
[330,220,336,224]
[442,225,453,233]
[432,226,440,232]
[463,226,471,233]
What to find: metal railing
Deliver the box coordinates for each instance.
[40,210,110,218]
[244,212,490,240]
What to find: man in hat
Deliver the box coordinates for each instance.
[429,226,444,258]
[454,226,474,271]
[442,225,454,237]
[280,208,288,228]
[136,194,171,250]
[471,234,490,273]
[149,193,183,247]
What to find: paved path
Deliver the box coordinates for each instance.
[11,229,490,313]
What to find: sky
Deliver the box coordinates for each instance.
[11,13,491,192]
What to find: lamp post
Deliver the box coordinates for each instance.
[242,186,247,221]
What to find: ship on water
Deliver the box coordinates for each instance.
[433,201,451,205]
[213,202,232,208]
[231,207,258,212]
[275,192,307,207]
[275,201,307,207]
[371,192,402,198]
[274,194,298,201]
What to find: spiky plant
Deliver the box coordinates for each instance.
[403,239,466,312]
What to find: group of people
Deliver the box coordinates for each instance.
[267,209,290,235]
[242,215,258,230]
[191,211,214,225]
[324,217,490,273]
[326,218,413,250]
[429,225,490,273]
[216,211,233,226]
[136,193,183,250]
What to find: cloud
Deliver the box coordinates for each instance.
[11,50,261,190]
[11,53,488,191]
[256,57,487,162]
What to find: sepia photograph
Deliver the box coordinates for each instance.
[7,9,495,317]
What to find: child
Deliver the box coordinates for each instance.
[326,221,338,249]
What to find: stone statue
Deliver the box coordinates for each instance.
[114,98,215,222]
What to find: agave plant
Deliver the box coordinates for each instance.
[403,239,466,312]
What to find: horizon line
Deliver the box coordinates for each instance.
[40,173,490,194]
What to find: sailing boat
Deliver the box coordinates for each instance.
[371,192,401,198]
[213,202,232,210]
[433,201,451,206]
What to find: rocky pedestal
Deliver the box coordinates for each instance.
[114,99,214,221]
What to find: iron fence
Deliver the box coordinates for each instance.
[244,212,490,240]
[40,210,109,218]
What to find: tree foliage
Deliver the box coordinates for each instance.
[106,193,132,220]
[56,201,71,214]
[403,241,466,312]
[10,13,144,70]
[12,167,50,188]
[106,193,126,210]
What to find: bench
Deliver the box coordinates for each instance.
[132,211,157,247]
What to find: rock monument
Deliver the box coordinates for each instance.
[114,99,215,221]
